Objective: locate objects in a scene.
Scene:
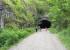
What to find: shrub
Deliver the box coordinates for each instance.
[0,28,34,50]
[58,28,70,50]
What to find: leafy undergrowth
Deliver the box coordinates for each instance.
[50,28,70,50]
[0,28,35,50]
[58,28,70,50]
[0,28,70,50]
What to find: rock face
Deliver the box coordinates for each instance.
[0,0,4,28]
[9,29,67,50]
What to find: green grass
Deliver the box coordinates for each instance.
[58,28,70,50]
[0,28,35,50]
[0,27,70,50]
[50,28,70,50]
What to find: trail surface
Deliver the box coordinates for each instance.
[9,29,67,50]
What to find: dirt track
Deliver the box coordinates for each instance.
[9,30,67,50]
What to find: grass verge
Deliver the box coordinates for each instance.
[50,28,70,50]
[0,28,35,50]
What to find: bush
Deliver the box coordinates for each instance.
[58,28,70,50]
[0,28,34,50]
[50,28,70,50]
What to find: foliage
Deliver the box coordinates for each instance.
[50,28,70,50]
[47,0,70,30]
[1,0,70,29]
[58,28,70,50]
[3,0,35,28]
[0,28,35,50]
[0,0,70,50]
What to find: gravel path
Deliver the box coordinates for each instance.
[9,29,67,50]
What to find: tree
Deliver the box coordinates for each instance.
[3,0,35,28]
[47,0,70,30]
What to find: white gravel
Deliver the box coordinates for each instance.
[9,29,67,50]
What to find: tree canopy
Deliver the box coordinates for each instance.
[0,0,69,30]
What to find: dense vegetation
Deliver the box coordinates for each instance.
[0,0,70,50]
[0,28,35,50]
